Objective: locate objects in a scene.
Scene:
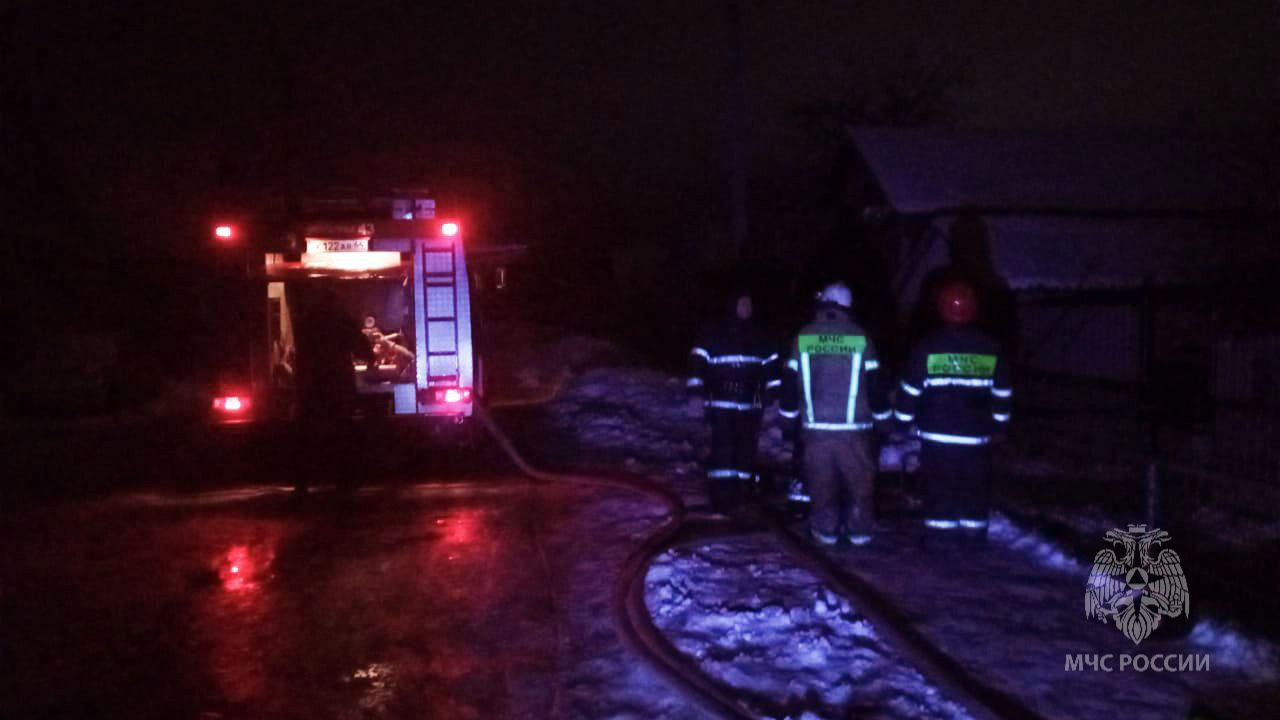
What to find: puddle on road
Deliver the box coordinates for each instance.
[4,482,679,719]
[193,520,290,705]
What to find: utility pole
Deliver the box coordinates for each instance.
[726,0,748,262]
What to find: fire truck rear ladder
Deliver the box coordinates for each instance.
[412,237,474,414]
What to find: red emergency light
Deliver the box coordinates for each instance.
[434,387,472,404]
[214,224,236,241]
[441,222,459,237]
[212,395,252,413]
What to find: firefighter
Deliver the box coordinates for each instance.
[688,290,780,513]
[363,314,403,345]
[895,281,1012,543]
[369,331,415,381]
[780,283,891,546]
[291,284,374,495]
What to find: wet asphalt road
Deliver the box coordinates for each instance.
[2,477,627,720]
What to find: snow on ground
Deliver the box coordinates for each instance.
[485,326,624,407]
[1187,620,1280,676]
[646,538,972,720]
[547,367,791,490]
[548,367,703,472]
[822,521,1280,720]
[986,512,1085,574]
[988,510,1280,682]
[550,363,1280,719]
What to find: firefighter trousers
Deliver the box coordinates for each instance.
[804,430,876,536]
[920,440,992,536]
[706,407,762,512]
[293,391,361,494]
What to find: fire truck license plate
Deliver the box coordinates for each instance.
[306,238,369,254]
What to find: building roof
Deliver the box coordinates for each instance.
[847,126,1252,216]
[848,126,1264,290]
[974,216,1219,291]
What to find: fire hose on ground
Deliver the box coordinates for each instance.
[476,401,1045,720]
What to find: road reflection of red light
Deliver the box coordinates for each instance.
[420,509,494,604]
[199,523,288,705]
[441,510,480,546]
[220,545,258,592]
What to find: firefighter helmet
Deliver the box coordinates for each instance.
[937,281,978,324]
[817,282,853,309]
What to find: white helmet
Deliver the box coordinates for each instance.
[817,282,853,309]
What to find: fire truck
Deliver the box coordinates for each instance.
[206,190,484,435]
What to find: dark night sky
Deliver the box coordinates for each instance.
[6,1,1277,256]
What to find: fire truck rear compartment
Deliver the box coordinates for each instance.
[268,274,419,418]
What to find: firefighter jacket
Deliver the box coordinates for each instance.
[688,318,780,410]
[895,325,1012,445]
[293,299,373,417]
[779,306,890,431]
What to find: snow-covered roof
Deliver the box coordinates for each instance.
[982,216,1218,290]
[895,214,1229,293]
[850,126,1260,290]
[848,126,1248,215]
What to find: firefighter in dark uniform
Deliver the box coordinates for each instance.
[780,283,891,546]
[688,290,780,513]
[292,283,373,495]
[895,281,1012,543]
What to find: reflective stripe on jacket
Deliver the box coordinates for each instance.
[896,325,1012,443]
[779,307,889,431]
[688,317,780,409]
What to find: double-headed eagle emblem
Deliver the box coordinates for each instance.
[1085,524,1189,645]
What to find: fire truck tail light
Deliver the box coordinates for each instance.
[434,387,472,404]
[441,222,459,237]
[213,395,251,413]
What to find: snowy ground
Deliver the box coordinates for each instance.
[546,361,1280,719]
[830,514,1280,720]
[545,367,792,505]
[996,412,1280,648]
[646,538,971,720]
